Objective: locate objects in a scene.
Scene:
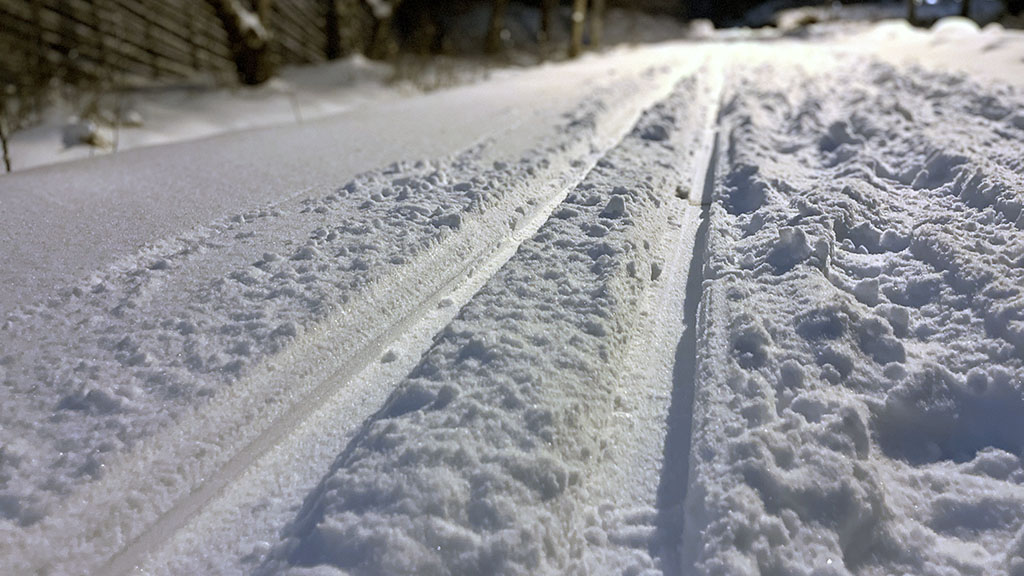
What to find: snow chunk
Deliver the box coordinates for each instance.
[768,227,811,273]
[62,119,113,149]
[600,194,626,219]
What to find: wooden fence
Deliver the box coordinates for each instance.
[0,0,369,91]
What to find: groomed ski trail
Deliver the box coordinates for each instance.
[0,52,710,576]
[247,65,725,576]
[6,34,1024,576]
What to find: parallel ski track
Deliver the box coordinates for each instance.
[88,62,701,576]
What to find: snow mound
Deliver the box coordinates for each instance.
[932,15,982,36]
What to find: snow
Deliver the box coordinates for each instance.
[2,11,1024,576]
[833,16,1024,91]
[256,69,714,576]
[0,44,694,575]
[4,56,398,173]
[686,49,1024,575]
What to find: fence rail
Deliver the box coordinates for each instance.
[0,0,365,91]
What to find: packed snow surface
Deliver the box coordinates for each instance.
[256,70,716,576]
[1,15,1024,576]
[687,51,1024,576]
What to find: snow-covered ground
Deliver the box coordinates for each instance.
[690,46,1024,576]
[5,56,405,173]
[1,14,1024,576]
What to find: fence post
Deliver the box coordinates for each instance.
[188,1,201,70]
[590,0,606,49]
[144,17,157,78]
[326,0,341,59]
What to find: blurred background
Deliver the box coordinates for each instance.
[1,0,1022,173]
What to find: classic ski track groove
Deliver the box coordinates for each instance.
[93,63,699,576]
[661,62,726,575]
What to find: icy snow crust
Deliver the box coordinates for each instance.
[686,57,1024,575]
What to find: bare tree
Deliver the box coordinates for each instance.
[960,0,971,18]
[367,0,400,59]
[205,0,274,85]
[368,17,394,59]
[569,0,587,58]
[326,0,342,60]
[907,0,917,25]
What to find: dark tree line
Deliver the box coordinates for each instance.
[377,0,614,59]
[209,0,1024,85]
[210,0,664,84]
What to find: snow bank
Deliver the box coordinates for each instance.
[848,15,1024,91]
[684,55,1024,575]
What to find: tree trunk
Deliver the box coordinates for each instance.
[367,0,404,59]
[485,0,509,54]
[368,17,389,59]
[205,0,275,85]
[907,0,916,25]
[960,0,970,18]
[539,0,556,44]
[590,0,606,49]
[569,0,587,58]
[256,0,271,22]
